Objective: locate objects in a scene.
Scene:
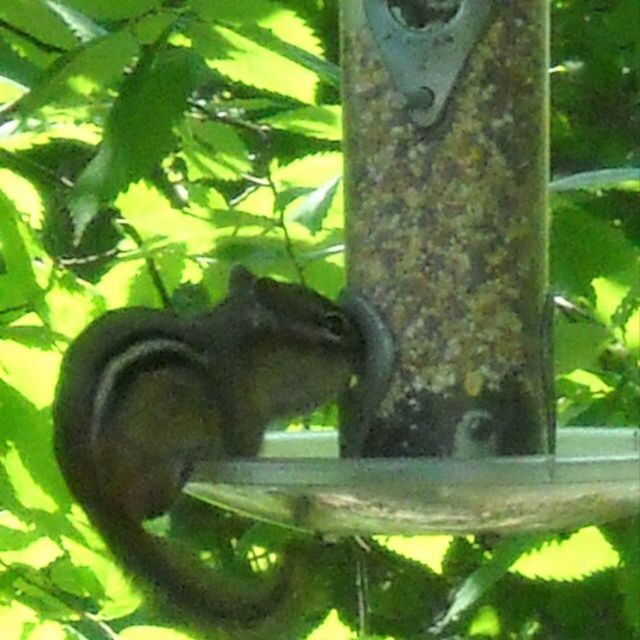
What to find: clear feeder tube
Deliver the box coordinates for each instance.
[341,0,552,457]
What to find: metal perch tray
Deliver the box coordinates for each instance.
[186,427,640,536]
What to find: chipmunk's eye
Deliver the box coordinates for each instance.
[321,311,349,338]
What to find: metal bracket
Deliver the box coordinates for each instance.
[338,289,395,457]
[363,0,493,128]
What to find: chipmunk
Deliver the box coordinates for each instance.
[53,266,363,633]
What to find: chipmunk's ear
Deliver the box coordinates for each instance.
[227,265,258,297]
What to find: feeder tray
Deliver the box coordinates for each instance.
[186,427,640,535]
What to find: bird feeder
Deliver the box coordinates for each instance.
[187,0,640,534]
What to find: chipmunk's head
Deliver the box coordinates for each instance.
[227,266,365,419]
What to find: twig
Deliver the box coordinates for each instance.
[0,560,120,640]
[119,222,173,310]
[265,167,305,284]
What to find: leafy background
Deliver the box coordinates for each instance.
[0,1,638,639]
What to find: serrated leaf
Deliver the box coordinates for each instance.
[189,3,330,104]
[0,191,42,314]
[290,175,341,233]
[592,276,638,327]
[511,527,619,581]
[0,39,40,86]
[43,280,104,338]
[234,153,343,231]
[56,536,141,618]
[69,44,200,239]
[45,0,108,43]
[196,0,338,85]
[0,0,78,51]
[307,610,355,640]
[602,518,640,633]
[611,282,640,336]
[203,25,319,103]
[275,186,315,211]
[378,535,453,574]
[180,120,251,181]
[0,381,64,515]
[232,23,339,88]
[17,29,139,112]
[0,325,62,350]
[262,105,342,140]
[93,258,148,308]
[434,535,546,632]
[0,335,61,408]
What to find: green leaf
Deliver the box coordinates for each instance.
[204,208,274,230]
[69,44,201,239]
[188,2,332,104]
[0,380,63,511]
[434,535,546,632]
[554,315,610,374]
[290,175,341,233]
[45,0,108,43]
[551,202,637,300]
[62,0,164,22]
[0,38,40,86]
[602,518,640,633]
[262,105,342,140]
[116,181,218,256]
[0,325,63,349]
[551,168,640,192]
[180,120,251,182]
[17,29,139,111]
[193,0,339,86]
[0,0,78,51]
[0,190,42,315]
[275,186,315,211]
[511,527,619,581]
[200,26,319,103]
[231,22,340,88]
[611,282,640,336]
